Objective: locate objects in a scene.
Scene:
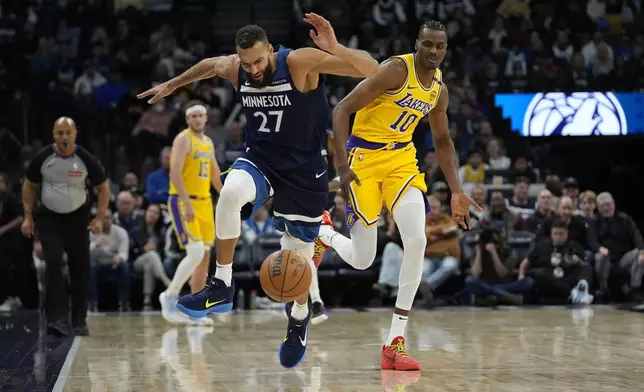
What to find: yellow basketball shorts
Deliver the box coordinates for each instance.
[168,195,215,248]
[346,143,427,229]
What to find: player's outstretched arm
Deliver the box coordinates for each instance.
[137,55,240,104]
[429,86,483,229]
[331,59,406,187]
[209,140,223,193]
[169,133,192,202]
[296,13,379,78]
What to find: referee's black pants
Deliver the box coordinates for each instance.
[37,206,90,326]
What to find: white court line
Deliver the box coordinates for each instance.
[52,336,81,392]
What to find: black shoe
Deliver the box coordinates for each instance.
[72,324,89,336]
[310,301,328,325]
[47,320,69,337]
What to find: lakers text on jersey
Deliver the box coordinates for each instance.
[347,53,442,228]
[168,129,215,247]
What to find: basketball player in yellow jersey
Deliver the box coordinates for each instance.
[317,21,482,370]
[161,101,223,325]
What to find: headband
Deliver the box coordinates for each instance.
[185,105,207,117]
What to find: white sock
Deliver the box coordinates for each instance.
[214,262,232,286]
[309,268,322,304]
[386,314,408,344]
[166,243,205,295]
[291,301,309,321]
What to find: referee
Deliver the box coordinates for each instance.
[21,117,109,337]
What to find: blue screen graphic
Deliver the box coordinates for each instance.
[495,92,644,136]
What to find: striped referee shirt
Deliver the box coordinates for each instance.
[26,145,106,214]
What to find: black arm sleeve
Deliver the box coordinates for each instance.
[25,146,54,183]
[76,146,107,186]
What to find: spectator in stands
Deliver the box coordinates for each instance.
[122,172,139,192]
[544,173,563,198]
[465,227,531,306]
[482,191,526,232]
[591,192,644,300]
[562,177,580,207]
[469,185,487,228]
[508,179,534,209]
[576,190,597,223]
[538,196,591,251]
[74,60,106,97]
[519,219,594,304]
[497,0,531,20]
[430,181,450,215]
[526,190,554,234]
[0,173,25,312]
[216,122,245,170]
[113,191,141,232]
[571,52,592,90]
[486,138,511,170]
[241,206,277,245]
[458,150,488,185]
[329,193,349,234]
[509,155,537,184]
[552,31,574,63]
[417,196,460,308]
[129,204,170,310]
[90,210,130,312]
[146,147,171,205]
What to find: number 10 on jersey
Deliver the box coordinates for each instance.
[390,110,418,133]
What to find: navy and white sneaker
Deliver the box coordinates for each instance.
[176,277,235,318]
[279,301,311,368]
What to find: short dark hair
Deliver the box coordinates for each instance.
[552,219,569,230]
[235,24,268,49]
[418,20,447,38]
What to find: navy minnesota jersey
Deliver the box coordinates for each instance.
[237,46,330,170]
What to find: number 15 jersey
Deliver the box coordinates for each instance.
[169,129,213,199]
[352,53,443,144]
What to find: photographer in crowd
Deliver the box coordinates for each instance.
[465,227,532,306]
[519,220,594,304]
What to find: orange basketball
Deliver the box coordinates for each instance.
[259,250,312,302]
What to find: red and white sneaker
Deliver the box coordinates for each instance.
[312,211,333,268]
[381,336,421,371]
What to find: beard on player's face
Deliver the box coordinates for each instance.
[247,61,274,88]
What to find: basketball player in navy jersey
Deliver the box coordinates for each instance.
[138,14,378,368]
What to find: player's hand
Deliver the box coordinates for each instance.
[88,217,103,234]
[137,81,176,104]
[304,13,340,53]
[21,216,35,238]
[450,192,483,230]
[337,165,360,195]
[183,200,196,222]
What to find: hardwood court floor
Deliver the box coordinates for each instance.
[59,307,644,391]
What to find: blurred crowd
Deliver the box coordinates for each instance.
[0,0,643,312]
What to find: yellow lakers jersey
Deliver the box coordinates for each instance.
[352,53,443,144]
[169,129,213,198]
[463,164,485,183]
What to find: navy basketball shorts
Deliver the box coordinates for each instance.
[224,156,329,243]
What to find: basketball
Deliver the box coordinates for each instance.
[259,250,312,302]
